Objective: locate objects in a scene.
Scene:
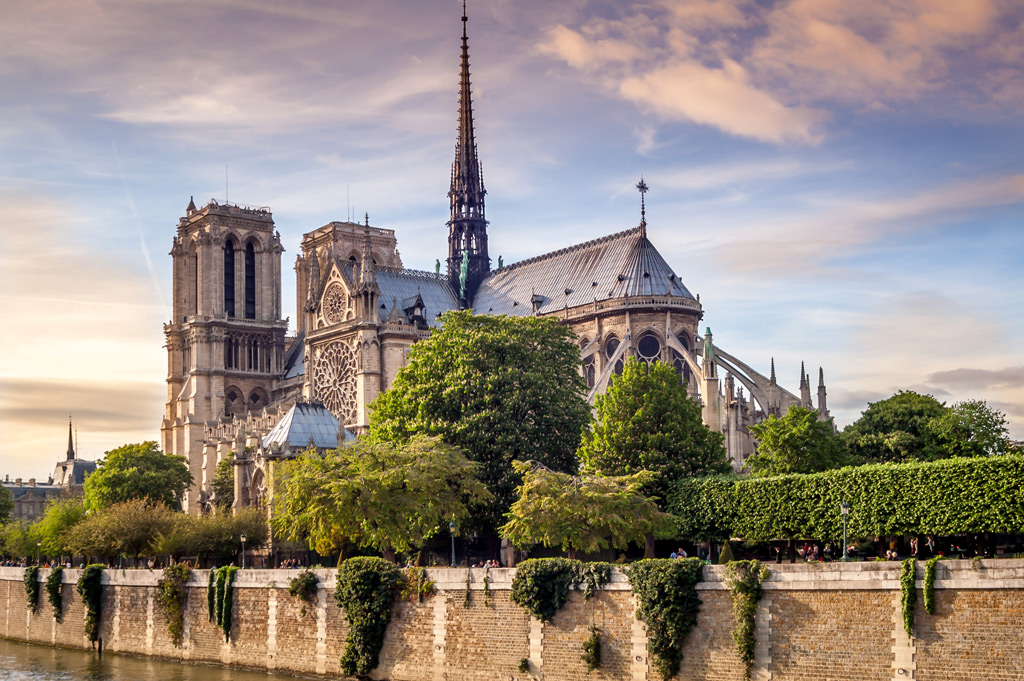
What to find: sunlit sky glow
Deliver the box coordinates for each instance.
[2,0,1023,477]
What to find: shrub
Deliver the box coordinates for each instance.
[626,558,704,680]
[334,557,403,677]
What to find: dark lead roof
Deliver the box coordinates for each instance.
[376,269,460,327]
[472,227,695,316]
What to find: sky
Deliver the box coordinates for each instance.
[1,0,1022,478]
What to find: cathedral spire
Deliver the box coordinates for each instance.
[306,244,320,308]
[636,177,648,238]
[66,415,75,461]
[447,0,489,303]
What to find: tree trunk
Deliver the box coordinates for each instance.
[787,538,796,564]
[644,533,655,559]
[567,547,577,560]
[382,546,396,563]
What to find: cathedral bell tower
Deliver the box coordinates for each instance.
[447,2,489,304]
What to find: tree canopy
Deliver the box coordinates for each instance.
[746,406,846,476]
[926,400,1011,458]
[500,460,675,558]
[841,391,946,463]
[368,311,590,527]
[578,358,730,503]
[273,435,491,560]
[0,485,12,524]
[211,458,235,510]
[36,496,88,556]
[83,441,193,511]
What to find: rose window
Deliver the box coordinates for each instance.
[323,283,349,324]
[313,341,357,423]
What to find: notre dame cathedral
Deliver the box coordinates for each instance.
[161,8,831,514]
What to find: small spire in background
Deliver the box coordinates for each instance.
[636,177,648,237]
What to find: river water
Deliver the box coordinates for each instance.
[0,638,309,681]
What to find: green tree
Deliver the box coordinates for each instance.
[369,311,590,527]
[84,441,193,511]
[500,460,675,559]
[273,435,491,561]
[926,400,1012,458]
[841,391,946,463]
[67,499,179,562]
[211,458,235,510]
[0,521,39,560]
[746,406,847,476]
[36,496,88,557]
[0,485,13,524]
[578,358,730,501]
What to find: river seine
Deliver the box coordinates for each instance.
[0,638,307,681]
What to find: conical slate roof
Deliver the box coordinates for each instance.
[260,402,353,450]
[472,227,695,316]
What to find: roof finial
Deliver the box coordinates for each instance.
[364,212,369,227]
[636,176,648,237]
[66,414,75,461]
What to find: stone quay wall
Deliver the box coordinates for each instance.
[3,560,1024,681]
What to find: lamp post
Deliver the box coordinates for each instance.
[240,533,247,569]
[449,521,457,568]
[36,541,41,566]
[840,502,851,562]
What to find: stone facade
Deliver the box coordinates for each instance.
[4,560,1024,681]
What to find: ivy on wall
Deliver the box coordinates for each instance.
[45,566,64,622]
[581,625,601,672]
[289,569,319,617]
[900,558,917,641]
[722,560,770,679]
[76,564,104,644]
[923,556,941,615]
[669,455,1024,542]
[156,564,192,647]
[510,559,612,622]
[215,566,239,641]
[207,567,217,622]
[23,566,40,613]
[334,556,403,677]
[626,558,704,681]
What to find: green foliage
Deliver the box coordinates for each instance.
[83,441,192,511]
[36,497,88,557]
[45,566,64,622]
[581,625,601,672]
[369,310,591,528]
[399,567,436,603]
[333,557,404,677]
[215,565,239,641]
[926,400,1012,458]
[900,558,917,641]
[747,406,847,476]
[510,559,612,622]
[274,435,490,559]
[579,358,729,505]
[156,564,192,647]
[1,521,40,560]
[626,558,705,681]
[164,508,267,564]
[518,658,530,673]
[23,565,40,612]
[76,564,104,643]
[212,457,236,509]
[723,561,770,679]
[290,569,319,616]
[207,567,217,623]
[923,556,940,615]
[668,455,1024,543]
[66,499,179,561]
[501,461,675,557]
[842,391,946,463]
[718,541,734,564]
[0,485,13,524]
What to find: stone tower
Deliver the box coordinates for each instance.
[162,198,287,513]
[447,3,489,303]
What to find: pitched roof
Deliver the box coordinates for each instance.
[472,227,695,316]
[260,402,352,450]
[375,268,460,327]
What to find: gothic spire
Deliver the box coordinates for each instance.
[636,177,648,237]
[306,244,320,308]
[66,415,75,461]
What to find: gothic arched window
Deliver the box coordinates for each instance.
[224,239,236,317]
[244,242,256,319]
[583,355,596,389]
[637,334,661,367]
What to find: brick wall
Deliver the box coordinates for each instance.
[3,561,1024,681]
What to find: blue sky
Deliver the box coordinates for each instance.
[1,0,1022,477]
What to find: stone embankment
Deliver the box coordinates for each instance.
[3,560,1024,680]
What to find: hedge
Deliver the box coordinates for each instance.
[668,455,1024,542]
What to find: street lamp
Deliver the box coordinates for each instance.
[36,541,41,566]
[840,502,851,562]
[240,533,247,569]
[449,521,457,568]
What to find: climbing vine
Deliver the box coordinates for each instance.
[581,625,601,672]
[626,558,705,681]
[207,567,217,622]
[215,565,239,641]
[723,560,771,680]
[289,569,319,617]
[900,558,917,641]
[399,567,435,604]
[23,566,40,613]
[923,556,940,615]
[334,556,403,677]
[156,564,192,647]
[45,566,64,622]
[76,564,105,644]
[510,559,612,622]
